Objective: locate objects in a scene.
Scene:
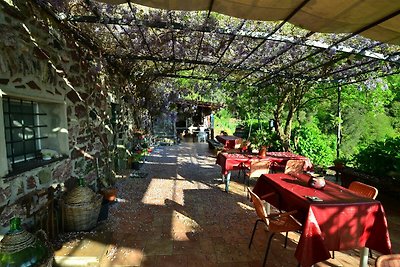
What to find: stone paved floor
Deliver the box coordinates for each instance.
[54,141,400,267]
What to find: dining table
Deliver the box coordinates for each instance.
[216,152,313,192]
[215,135,242,149]
[252,173,392,267]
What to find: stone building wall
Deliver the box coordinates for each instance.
[0,0,135,233]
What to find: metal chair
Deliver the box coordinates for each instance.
[284,160,305,174]
[375,254,400,267]
[248,187,302,267]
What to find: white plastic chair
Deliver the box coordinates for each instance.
[197,130,207,142]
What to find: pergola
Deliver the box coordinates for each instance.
[37,0,400,89]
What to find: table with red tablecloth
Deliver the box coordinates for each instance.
[215,152,313,192]
[216,152,313,175]
[215,135,242,149]
[252,173,392,267]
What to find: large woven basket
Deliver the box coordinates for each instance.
[62,186,102,232]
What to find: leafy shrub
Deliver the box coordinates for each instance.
[292,122,336,167]
[354,137,400,180]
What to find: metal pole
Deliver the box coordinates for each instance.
[336,86,341,159]
[257,87,261,130]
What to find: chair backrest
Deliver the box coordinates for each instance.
[284,160,305,174]
[375,254,400,267]
[348,181,378,199]
[249,160,271,178]
[234,139,243,149]
[247,187,268,224]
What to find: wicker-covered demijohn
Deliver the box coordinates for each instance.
[62,185,102,232]
[0,219,54,267]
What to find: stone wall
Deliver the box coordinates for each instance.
[0,0,136,233]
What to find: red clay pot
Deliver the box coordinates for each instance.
[101,188,117,202]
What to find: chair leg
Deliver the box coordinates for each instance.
[369,248,373,259]
[263,233,275,267]
[331,251,335,259]
[243,174,246,191]
[284,232,289,248]
[249,219,262,249]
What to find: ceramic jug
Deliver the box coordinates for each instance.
[308,176,326,190]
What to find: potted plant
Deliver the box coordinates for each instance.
[129,149,149,170]
[249,129,281,153]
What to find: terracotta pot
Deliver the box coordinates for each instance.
[101,188,117,202]
[258,146,267,158]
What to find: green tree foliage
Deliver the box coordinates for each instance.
[387,74,400,134]
[339,81,396,158]
[214,108,238,135]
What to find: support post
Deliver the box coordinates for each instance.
[336,86,342,159]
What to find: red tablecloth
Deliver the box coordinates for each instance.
[215,135,242,149]
[252,173,392,267]
[216,152,313,175]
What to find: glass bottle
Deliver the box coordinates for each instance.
[9,217,21,233]
[78,177,85,187]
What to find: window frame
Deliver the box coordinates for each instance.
[0,91,69,179]
[3,97,48,167]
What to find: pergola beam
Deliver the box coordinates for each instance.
[221,0,312,80]
[84,0,128,50]
[191,0,214,75]
[156,73,242,84]
[66,15,397,64]
[311,51,400,82]
[235,31,315,84]
[253,9,400,87]
[320,70,400,90]
[51,1,400,87]
[205,19,246,78]
[127,0,161,73]
[117,54,264,73]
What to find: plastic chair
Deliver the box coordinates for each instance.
[348,181,378,199]
[332,181,378,259]
[284,160,305,174]
[375,254,400,267]
[248,187,302,267]
[197,131,207,142]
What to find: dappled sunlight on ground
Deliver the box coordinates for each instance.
[53,141,397,266]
